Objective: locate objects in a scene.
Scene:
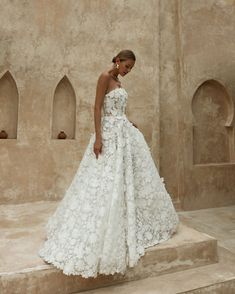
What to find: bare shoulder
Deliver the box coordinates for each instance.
[96,71,111,94]
[95,71,111,99]
[97,71,111,83]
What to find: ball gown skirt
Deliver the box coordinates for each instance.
[38,87,180,278]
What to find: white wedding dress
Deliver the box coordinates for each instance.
[38,87,179,278]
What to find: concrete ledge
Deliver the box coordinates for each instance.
[182,279,235,294]
[77,247,235,294]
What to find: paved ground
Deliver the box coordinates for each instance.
[0,202,234,293]
[178,205,235,254]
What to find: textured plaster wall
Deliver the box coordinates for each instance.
[0,0,160,204]
[158,0,182,206]
[160,0,235,210]
[1,0,235,210]
[181,0,235,209]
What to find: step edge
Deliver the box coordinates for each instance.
[177,276,235,294]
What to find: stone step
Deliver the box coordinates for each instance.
[76,247,235,294]
[0,201,218,294]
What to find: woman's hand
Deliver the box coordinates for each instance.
[93,138,103,159]
[130,121,138,129]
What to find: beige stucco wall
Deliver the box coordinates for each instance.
[159,0,235,210]
[1,0,235,210]
[0,0,160,204]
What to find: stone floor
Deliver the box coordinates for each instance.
[0,200,56,273]
[0,200,219,274]
[0,201,234,293]
[178,205,235,254]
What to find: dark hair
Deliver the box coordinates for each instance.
[112,50,136,63]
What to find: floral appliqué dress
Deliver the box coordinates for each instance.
[38,87,180,278]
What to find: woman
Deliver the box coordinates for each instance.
[38,49,179,278]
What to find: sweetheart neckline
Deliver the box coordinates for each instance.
[105,87,126,96]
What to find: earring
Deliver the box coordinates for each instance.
[116,63,119,69]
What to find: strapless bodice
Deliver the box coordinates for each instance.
[102,87,127,117]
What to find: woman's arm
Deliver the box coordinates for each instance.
[93,73,109,158]
[94,73,109,139]
[129,120,138,128]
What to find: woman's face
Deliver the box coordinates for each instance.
[116,58,135,77]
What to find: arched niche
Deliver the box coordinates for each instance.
[0,71,19,139]
[192,79,234,164]
[52,76,76,139]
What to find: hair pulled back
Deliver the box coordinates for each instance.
[112,49,136,63]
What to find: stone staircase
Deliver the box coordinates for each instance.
[81,246,235,294]
[0,201,234,294]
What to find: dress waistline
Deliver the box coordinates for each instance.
[102,114,127,119]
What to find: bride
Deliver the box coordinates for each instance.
[38,49,179,278]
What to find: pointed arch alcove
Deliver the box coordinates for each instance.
[52,76,76,139]
[0,71,19,139]
[192,79,234,164]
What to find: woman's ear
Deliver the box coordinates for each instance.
[116,57,120,64]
